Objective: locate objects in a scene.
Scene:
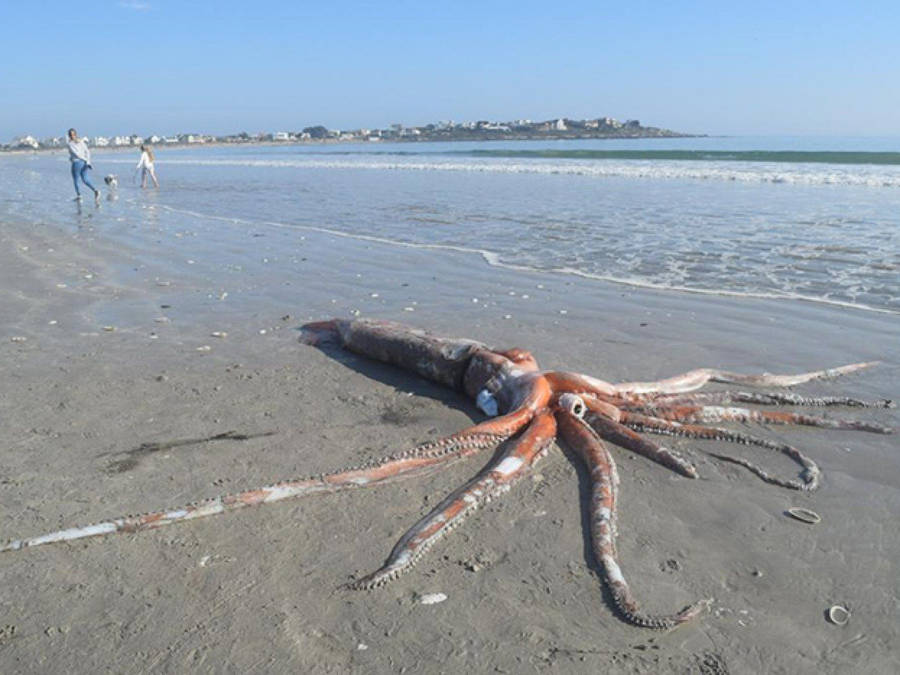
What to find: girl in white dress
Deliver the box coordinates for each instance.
[136,144,159,188]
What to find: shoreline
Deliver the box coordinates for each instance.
[1,200,898,672]
[145,203,900,318]
[0,131,704,158]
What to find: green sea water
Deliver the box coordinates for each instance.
[460,149,900,165]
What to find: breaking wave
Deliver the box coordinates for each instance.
[104,155,900,187]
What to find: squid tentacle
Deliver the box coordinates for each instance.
[580,408,698,479]
[347,410,557,590]
[558,394,619,541]
[621,411,820,490]
[629,390,894,409]
[634,405,892,434]
[543,371,617,397]
[1,413,535,555]
[371,404,536,465]
[613,361,879,395]
[573,393,697,479]
[555,401,710,629]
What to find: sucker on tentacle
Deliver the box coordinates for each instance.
[3,318,891,631]
[621,411,821,490]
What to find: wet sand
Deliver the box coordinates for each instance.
[1,212,898,673]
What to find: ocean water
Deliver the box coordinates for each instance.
[2,136,899,314]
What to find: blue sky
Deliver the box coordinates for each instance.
[3,1,899,140]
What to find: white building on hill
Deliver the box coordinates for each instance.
[12,135,40,149]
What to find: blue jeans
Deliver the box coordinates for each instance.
[71,159,97,196]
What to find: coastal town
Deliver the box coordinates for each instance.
[3,116,690,151]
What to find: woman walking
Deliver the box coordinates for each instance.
[67,128,100,202]
[136,144,159,188]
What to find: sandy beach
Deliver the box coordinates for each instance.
[0,200,897,674]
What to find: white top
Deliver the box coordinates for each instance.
[136,151,154,170]
[67,138,91,164]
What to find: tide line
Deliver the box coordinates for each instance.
[156,204,897,316]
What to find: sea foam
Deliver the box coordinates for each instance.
[102,156,900,188]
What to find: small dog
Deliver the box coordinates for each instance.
[104,174,118,189]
